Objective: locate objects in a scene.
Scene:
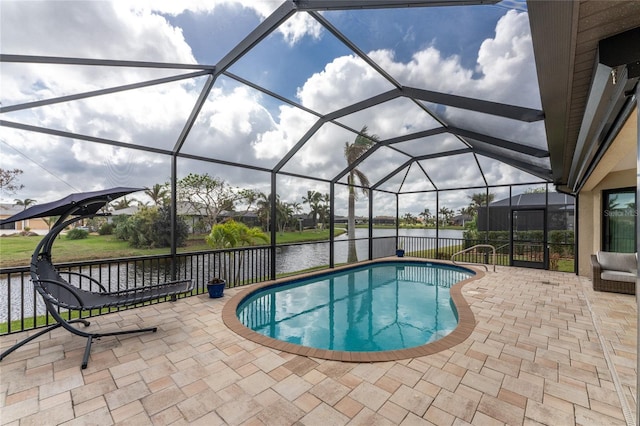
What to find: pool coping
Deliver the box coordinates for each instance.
[221,257,484,362]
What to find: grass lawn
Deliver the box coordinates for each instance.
[0,229,346,268]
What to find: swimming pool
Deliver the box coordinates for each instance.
[223,259,481,362]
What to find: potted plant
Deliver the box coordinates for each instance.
[207,278,226,298]
[396,240,405,257]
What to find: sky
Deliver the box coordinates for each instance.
[0,0,548,217]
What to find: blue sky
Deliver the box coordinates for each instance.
[165,3,520,103]
[0,0,546,215]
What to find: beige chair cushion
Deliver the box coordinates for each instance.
[596,251,636,273]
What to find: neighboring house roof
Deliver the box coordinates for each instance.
[489,192,575,209]
[110,206,139,216]
[0,203,25,217]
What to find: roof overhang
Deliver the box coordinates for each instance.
[528,0,640,194]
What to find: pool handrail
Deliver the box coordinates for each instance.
[451,244,496,272]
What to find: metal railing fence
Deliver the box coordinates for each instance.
[0,236,575,335]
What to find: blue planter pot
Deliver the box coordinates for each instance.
[207,280,226,298]
[396,249,405,257]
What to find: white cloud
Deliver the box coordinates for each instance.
[1,3,544,216]
[137,0,322,46]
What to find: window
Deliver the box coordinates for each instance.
[0,221,16,231]
[602,188,636,252]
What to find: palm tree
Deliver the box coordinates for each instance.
[402,212,416,225]
[344,126,378,263]
[145,184,169,206]
[14,198,36,210]
[276,200,294,234]
[438,206,454,226]
[419,208,432,226]
[14,198,36,231]
[206,219,268,284]
[302,190,322,227]
[467,192,495,217]
[111,196,136,210]
[255,192,275,231]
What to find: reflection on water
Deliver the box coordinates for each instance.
[277,228,462,274]
[1,228,462,321]
[238,262,472,352]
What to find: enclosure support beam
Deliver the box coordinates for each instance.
[435,192,440,259]
[635,83,639,426]
[395,193,400,255]
[170,155,178,281]
[270,173,277,281]
[330,183,335,269]
[369,189,374,261]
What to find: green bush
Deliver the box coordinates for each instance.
[98,223,114,235]
[66,228,89,240]
[114,206,188,248]
[151,206,188,248]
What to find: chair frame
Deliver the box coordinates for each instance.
[0,199,194,369]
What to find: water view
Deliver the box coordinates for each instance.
[0,228,463,322]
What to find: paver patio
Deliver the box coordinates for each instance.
[0,264,636,425]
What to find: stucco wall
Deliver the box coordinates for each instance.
[577,169,636,276]
[577,107,637,277]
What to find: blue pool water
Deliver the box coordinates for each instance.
[237,261,474,352]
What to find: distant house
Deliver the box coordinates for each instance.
[477,192,575,232]
[0,203,50,235]
[452,214,473,227]
[372,216,396,226]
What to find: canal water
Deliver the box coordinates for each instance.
[275,228,463,274]
[0,228,463,322]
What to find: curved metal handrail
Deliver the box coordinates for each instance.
[451,244,496,272]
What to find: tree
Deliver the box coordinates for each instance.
[438,206,454,226]
[419,208,432,226]
[114,206,187,248]
[177,173,240,230]
[145,184,169,206]
[206,219,268,284]
[0,168,24,195]
[402,212,417,225]
[14,198,36,210]
[467,192,495,217]
[255,192,275,231]
[111,196,136,210]
[524,186,546,194]
[344,126,378,263]
[275,200,294,234]
[14,198,36,231]
[237,188,260,217]
[302,190,323,226]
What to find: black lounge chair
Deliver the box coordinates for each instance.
[0,187,194,369]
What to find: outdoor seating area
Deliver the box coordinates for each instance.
[0,265,636,425]
[1,1,639,425]
[591,251,637,295]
